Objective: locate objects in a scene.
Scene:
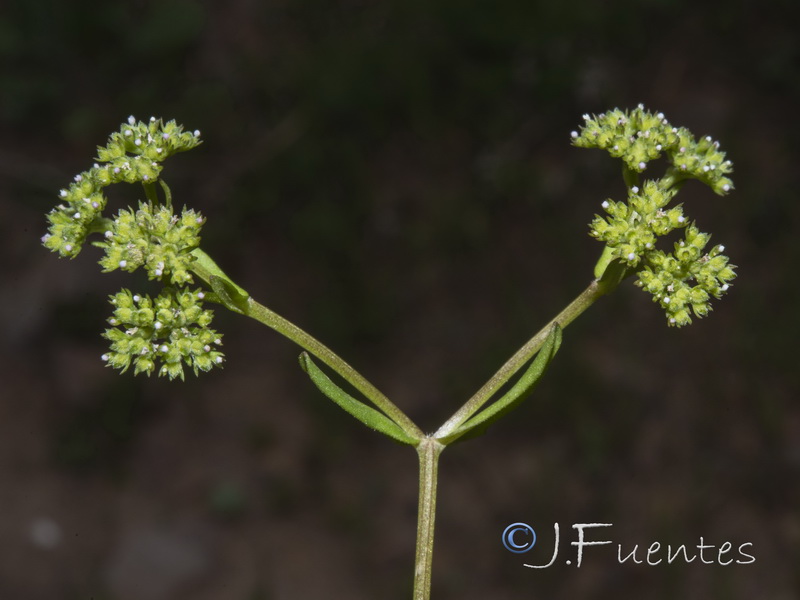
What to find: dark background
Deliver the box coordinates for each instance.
[1,0,798,598]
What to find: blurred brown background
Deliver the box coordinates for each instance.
[1,0,798,598]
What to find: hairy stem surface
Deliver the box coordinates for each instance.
[413,437,444,600]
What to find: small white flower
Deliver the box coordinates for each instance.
[197,291,205,300]
[601,200,609,209]
[101,354,109,361]
[570,131,578,139]
[154,321,163,330]
[124,129,132,137]
[721,284,729,292]
[631,186,639,194]
[638,161,646,170]
[664,296,671,304]
[215,356,223,364]
[677,215,685,223]
[718,244,725,252]
[133,295,140,302]
[160,344,168,353]
[119,260,127,268]
[193,130,200,137]
[627,252,636,261]
[59,190,68,197]
[134,138,142,146]
[104,230,113,238]
[64,244,73,252]
[128,115,136,125]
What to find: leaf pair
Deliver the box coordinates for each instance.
[299,324,562,447]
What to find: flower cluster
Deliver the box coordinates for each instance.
[590,181,684,268]
[636,226,736,326]
[43,117,220,377]
[96,202,204,285]
[42,116,201,258]
[571,104,733,195]
[575,106,737,326]
[103,288,223,380]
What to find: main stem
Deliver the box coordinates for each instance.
[413,437,444,600]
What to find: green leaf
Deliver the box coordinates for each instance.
[299,352,419,445]
[439,324,562,444]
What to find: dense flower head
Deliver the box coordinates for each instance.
[103,288,223,380]
[590,181,684,268]
[574,106,737,327]
[95,202,204,285]
[571,104,733,195]
[42,116,201,258]
[635,226,736,327]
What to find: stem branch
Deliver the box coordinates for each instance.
[435,279,608,439]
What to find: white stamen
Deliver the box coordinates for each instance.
[193,130,200,137]
[160,345,168,353]
[73,212,81,219]
[570,131,578,139]
[664,297,671,304]
[677,215,685,223]
[128,115,136,125]
[197,292,205,300]
[718,244,725,252]
[59,190,68,197]
[74,174,82,182]
[104,230,113,238]
[154,321,163,330]
[124,129,132,136]
[721,284,729,291]
[134,138,142,146]
[204,345,211,352]
[64,244,73,252]
[215,356,223,364]
[631,186,639,193]
[627,252,636,261]
[133,295,140,302]
[119,260,127,268]
[101,354,109,361]
[601,200,609,209]
[638,162,646,170]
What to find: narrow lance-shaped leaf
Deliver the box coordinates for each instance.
[298,352,420,446]
[438,324,562,445]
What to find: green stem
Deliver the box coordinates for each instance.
[190,248,423,441]
[413,437,444,600]
[434,279,609,439]
[245,297,423,439]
